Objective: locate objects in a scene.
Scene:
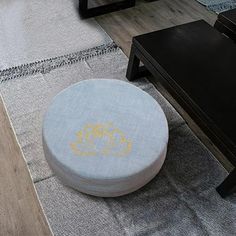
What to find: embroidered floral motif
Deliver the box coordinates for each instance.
[70,122,132,157]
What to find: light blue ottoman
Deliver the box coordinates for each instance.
[43,79,168,197]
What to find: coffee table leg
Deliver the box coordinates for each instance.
[79,0,87,11]
[126,45,152,81]
[126,45,140,81]
[216,168,236,197]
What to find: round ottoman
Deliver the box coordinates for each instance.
[43,79,168,197]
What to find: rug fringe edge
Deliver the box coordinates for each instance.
[0,42,119,83]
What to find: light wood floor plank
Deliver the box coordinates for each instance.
[0,96,52,236]
[96,0,217,55]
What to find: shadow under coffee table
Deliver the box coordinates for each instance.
[126,20,236,197]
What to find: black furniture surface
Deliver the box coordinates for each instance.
[79,0,135,18]
[214,8,236,42]
[126,20,236,197]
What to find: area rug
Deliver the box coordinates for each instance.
[0,0,111,70]
[196,0,236,13]
[0,45,236,235]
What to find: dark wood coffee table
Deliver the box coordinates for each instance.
[214,8,236,42]
[126,20,236,197]
[79,0,135,18]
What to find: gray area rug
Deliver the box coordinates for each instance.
[0,0,111,70]
[0,47,236,236]
[196,0,236,13]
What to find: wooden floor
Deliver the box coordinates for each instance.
[0,96,52,236]
[96,0,217,55]
[96,0,233,170]
[0,1,232,235]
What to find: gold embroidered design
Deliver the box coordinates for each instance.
[70,123,132,157]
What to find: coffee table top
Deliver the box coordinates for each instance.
[133,20,236,150]
[43,79,168,183]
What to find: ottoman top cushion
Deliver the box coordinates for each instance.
[43,79,168,181]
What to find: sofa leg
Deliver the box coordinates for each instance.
[79,0,135,18]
